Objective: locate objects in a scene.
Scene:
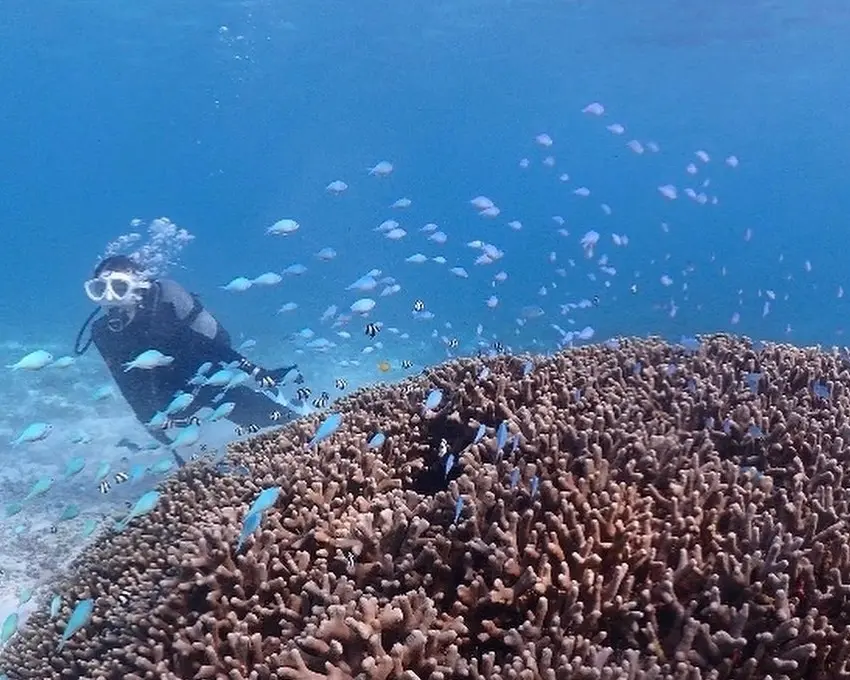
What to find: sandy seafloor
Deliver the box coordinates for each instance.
[0,331,447,630]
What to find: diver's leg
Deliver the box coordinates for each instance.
[227,387,298,429]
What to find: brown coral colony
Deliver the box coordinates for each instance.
[4,334,850,680]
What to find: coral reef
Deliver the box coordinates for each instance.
[3,334,850,680]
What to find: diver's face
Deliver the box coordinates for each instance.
[83,270,149,308]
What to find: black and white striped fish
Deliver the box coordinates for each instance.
[446,338,459,349]
[269,410,282,421]
[413,299,425,312]
[296,387,312,402]
[334,378,347,390]
[364,323,381,338]
[312,392,330,408]
[235,424,261,436]
[114,471,129,484]
[401,360,413,369]
[99,480,110,494]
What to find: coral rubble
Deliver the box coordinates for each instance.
[3,334,850,680]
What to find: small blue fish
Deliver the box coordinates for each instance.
[477,367,490,381]
[82,519,98,537]
[812,381,830,400]
[207,401,236,422]
[423,389,443,411]
[91,385,113,401]
[164,392,194,416]
[6,349,53,371]
[59,504,80,522]
[247,487,281,517]
[94,462,111,482]
[123,349,174,372]
[510,433,520,454]
[1,613,17,643]
[58,598,94,650]
[522,360,533,376]
[453,496,464,524]
[748,424,764,438]
[473,424,486,445]
[686,378,697,394]
[530,475,540,497]
[236,509,263,552]
[680,335,701,353]
[25,477,54,501]
[204,368,236,387]
[572,388,582,402]
[495,421,508,453]
[444,453,455,478]
[115,491,161,531]
[170,423,200,449]
[5,502,22,518]
[510,468,520,489]
[722,418,733,435]
[12,422,53,446]
[18,588,32,606]
[148,458,174,475]
[63,456,86,478]
[309,412,342,446]
[50,594,62,619]
[367,432,386,449]
[632,361,643,375]
[744,372,762,392]
[129,463,147,483]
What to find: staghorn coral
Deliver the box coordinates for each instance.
[4,334,850,679]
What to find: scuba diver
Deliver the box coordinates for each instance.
[75,254,300,464]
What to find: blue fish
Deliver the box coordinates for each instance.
[680,335,701,352]
[530,475,540,497]
[63,456,86,478]
[367,432,386,449]
[744,372,762,392]
[50,594,62,619]
[522,360,533,376]
[473,424,486,445]
[94,462,111,482]
[453,496,464,524]
[247,487,281,517]
[423,389,443,411]
[164,392,194,416]
[236,509,263,552]
[478,367,490,381]
[444,453,455,478]
[510,434,520,454]
[495,421,508,453]
[572,388,582,402]
[748,424,764,439]
[115,491,160,531]
[309,412,342,446]
[58,598,94,650]
[12,422,53,446]
[812,381,830,399]
[1,613,17,644]
[510,468,520,489]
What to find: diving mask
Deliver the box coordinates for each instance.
[84,270,150,305]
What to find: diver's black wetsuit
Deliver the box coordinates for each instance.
[88,279,298,447]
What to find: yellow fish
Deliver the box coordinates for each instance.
[377,360,391,373]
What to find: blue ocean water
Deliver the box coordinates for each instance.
[2,0,850,649]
